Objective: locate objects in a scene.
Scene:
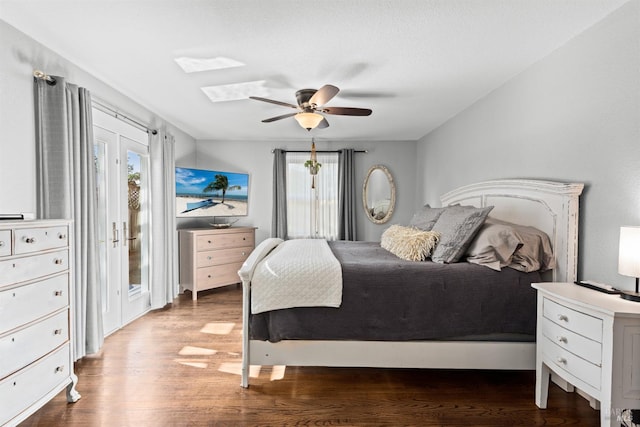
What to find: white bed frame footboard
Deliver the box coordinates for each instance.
[241,179,584,387]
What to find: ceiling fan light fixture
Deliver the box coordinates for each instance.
[295,112,324,131]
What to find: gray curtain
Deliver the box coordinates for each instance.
[272,149,288,239]
[338,148,357,240]
[34,76,103,359]
[149,131,178,309]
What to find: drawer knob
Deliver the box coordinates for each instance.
[24,237,36,244]
[208,275,212,278]
[556,357,567,365]
[557,314,568,322]
[242,252,246,256]
[557,336,568,344]
[55,366,65,373]
[208,240,212,244]
[54,258,64,265]
[54,329,63,335]
[207,256,212,260]
[58,233,67,239]
[0,241,4,247]
[54,290,64,297]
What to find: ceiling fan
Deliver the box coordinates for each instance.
[249,84,372,131]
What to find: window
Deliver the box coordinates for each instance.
[286,152,339,239]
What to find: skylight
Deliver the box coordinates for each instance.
[201,81,268,103]
[174,56,244,73]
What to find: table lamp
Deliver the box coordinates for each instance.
[618,226,640,302]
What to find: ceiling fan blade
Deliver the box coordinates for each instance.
[317,117,329,129]
[249,96,298,109]
[262,112,298,123]
[309,84,339,107]
[321,107,372,116]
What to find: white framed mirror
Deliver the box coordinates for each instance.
[362,164,396,224]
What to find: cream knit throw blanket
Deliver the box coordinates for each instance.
[246,239,342,314]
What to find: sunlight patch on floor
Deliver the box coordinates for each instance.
[217,362,287,381]
[270,365,286,381]
[218,362,261,378]
[174,359,209,369]
[200,322,235,335]
[178,346,217,356]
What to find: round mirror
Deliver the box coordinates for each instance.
[363,165,396,224]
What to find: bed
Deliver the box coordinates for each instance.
[239,179,584,388]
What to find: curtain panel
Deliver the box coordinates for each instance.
[272,149,288,239]
[149,131,178,309]
[34,76,104,359]
[338,148,357,240]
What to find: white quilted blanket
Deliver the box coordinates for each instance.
[248,239,342,314]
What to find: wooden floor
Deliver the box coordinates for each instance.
[22,285,601,426]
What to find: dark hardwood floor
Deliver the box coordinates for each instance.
[21,285,601,426]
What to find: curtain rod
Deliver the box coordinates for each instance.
[92,99,158,135]
[33,70,56,84]
[271,149,367,153]
[33,70,157,135]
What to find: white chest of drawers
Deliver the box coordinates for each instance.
[179,227,255,300]
[533,282,640,427]
[0,220,80,427]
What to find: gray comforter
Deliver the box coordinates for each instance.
[250,241,540,342]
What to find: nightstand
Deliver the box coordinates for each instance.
[532,282,640,427]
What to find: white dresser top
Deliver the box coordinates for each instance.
[533,282,640,318]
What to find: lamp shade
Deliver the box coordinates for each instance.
[294,112,324,131]
[619,226,640,278]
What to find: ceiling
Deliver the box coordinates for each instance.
[0,0,629,142]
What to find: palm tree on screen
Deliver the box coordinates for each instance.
[203,174,241,203]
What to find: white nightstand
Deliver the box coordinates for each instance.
[532,282,640,427]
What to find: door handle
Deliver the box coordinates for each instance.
[112,222,119,247]
[124,221,137,246]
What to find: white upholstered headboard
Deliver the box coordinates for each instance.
[440,179,584,283]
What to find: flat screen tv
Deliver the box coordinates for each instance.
[175,167,249,218]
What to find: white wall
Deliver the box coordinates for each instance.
[184,139,417,243]
[0,19,196,215]
[416,1,640,290]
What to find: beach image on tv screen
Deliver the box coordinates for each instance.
[175,167,249,217]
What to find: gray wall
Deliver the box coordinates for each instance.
[0,19,196,215]
[182,139,417,243]
[416,1,640,291]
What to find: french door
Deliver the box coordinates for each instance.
[94,109,151,336]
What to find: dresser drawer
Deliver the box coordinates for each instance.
[543,297,603,342]
[541,335,601,389]
[0,230,11,257]
[13,225,69,255]
[0,310,69,379]
[196,263,243,287]
[541,316,601,365]
[196,246,252,267]
[0,273,69,333]
[0,343,72,426]
[196,231,254,251]
[0,249,68,287]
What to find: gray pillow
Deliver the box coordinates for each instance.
[489,218,556,272]
[431,205,494,263]
[465,219,523,271]
[409,205,445,231]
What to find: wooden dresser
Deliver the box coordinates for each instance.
[0,219,80,426]
[179,227,255,300]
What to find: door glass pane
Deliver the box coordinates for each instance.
[127,150,146,297]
